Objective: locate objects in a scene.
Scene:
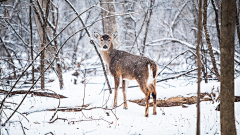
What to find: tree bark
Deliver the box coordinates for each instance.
[121,0,135,50]
[30,0,34,85]
[52,6,64,89]
[196,0,203,135]
[101,0,119,47]
[33,0,51,89]
[141,0,154,56]
[203,0,220,81]
[211,0,221,45]
[236,6,240,48]
[220,0,237,134]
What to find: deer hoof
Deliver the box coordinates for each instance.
[123,107,128,110]
[114,105,117,108]
[153,112,157,115]
[145,114,149,117]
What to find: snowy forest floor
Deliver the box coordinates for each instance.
[1,70,240,135]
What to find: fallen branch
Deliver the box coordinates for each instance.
[0,89,67,99]
[49,116,112,125]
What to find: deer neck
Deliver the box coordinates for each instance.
[101,43,114,68]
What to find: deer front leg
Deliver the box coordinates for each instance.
[114,76,120,108]
[122,80,128,109]
[152,91,157,115]
[145,92,150,117]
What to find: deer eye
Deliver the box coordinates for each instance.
[101,39,103,41]
[108,40,110,41]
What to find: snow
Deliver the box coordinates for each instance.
[1,71,240,135]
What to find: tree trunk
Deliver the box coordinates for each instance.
[196,0,203,134]
[121,0,136,50]
[236,6,240,48]
[220,0,237,134]
[52,6,64,89]
[30,0,34,85]
[203,0,220,81]
[141,0,154,56]
[33,0,50,89]
[101,0,119,47]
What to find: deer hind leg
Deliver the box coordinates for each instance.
[145,92,150,117]
[149,79,157,115]
[152,91,157,115]
[122,80,128,109]
[137,79,150,117]
[114,76,120,108]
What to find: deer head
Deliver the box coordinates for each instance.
[94,32,117,51]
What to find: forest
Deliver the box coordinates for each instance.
[0,0,239,134]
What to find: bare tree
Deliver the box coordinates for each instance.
[121,0,136,51]
[30,0,34,85]
[196,0,203,134]
[203,0,220,81]
[52,3,64,89]
[141,0,154,56]
[220,0,237,134]
[33,0,51,89]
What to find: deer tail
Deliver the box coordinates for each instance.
[147,62,157,92]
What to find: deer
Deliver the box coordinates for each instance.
[94,32,158,117]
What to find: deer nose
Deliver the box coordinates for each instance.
[103,45,108,49]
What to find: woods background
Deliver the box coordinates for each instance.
[0,0,239,134]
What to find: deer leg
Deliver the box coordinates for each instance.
[145,92,150,117]
[122,80,128,109]
[114,76,120,108]
[152,91,157,115]
[136,79,150,117]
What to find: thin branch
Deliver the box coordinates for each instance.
[203,0,220,81]
[65,0,112,93]
[0,37,16,78]
[4,19,30,49]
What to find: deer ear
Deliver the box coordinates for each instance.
[94,32,100,39]
[112,31,118,39]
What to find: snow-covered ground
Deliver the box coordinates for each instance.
[1,70,240,135]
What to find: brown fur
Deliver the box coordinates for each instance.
[94,32,158,117]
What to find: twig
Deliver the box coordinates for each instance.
[3,106,29,123]
[48,116,67,124]
[0,37,17,78]
[45,132,54,135]
[18,121,26,135]
[3,19,30,49]
[157,49,202,76]
[111,109,119,120]
[129,9,148,53]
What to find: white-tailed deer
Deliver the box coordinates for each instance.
[94,32,158,117]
